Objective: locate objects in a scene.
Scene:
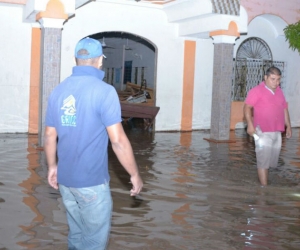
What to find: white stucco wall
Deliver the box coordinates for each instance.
[1,2,298,134]
[192,39,214,130]
[61,2,184,131]
[234,15,300,127]
[0,4,32,133]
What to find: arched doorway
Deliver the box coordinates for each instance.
[89,32,156,92]
[88,32,159,129]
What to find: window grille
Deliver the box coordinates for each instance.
[232,59,286,101]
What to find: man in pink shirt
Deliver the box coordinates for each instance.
[244,66,292,186]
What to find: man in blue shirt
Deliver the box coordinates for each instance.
[44,37,143,250]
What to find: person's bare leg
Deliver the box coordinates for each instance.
[257,168,268,186]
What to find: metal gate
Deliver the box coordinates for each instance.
[231,59,286,101]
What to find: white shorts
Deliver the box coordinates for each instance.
[255,132,282,169]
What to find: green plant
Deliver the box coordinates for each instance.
[284,21,300,54]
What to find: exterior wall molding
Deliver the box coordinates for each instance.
[211,35,238,44]
[36,0,68,21]
[164,0,212,22]
[24,0,74,23]
[210,21,240,44]
[31,21,41,28]
[174,4,248,38]
[38,17,66,29]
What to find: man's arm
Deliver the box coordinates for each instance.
[107,123,143,196]
[284,108,292,138]
[44,126,58,190]
[243,104,255,136]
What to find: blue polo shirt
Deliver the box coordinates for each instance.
[45,66,122,188]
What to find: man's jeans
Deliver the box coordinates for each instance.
[59,183,112,250]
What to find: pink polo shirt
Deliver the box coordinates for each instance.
[245,82,287,132]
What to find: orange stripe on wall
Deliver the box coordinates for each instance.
[0,0,26,4]
[28,27,41,134]
[181,40,196,131]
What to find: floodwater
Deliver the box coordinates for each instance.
[1,123,300,250]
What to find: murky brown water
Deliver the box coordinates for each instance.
[1,123,300,250]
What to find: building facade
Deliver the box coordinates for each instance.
[0,0,299,141]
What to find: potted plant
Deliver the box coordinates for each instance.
[284,21,300,54]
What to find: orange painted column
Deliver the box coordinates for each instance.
[28,27,41,134]
[181,40,196,131]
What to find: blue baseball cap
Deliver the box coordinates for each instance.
[75,37,105,59]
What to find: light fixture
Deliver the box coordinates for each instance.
[101,37,106,47]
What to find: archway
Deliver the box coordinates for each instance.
[89,32,156,92]
[88,32,159,129]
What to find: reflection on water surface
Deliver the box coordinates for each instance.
[0,126,300,249]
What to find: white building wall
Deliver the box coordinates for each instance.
[1,2,299,133]
[192,39,214,130]
[61,2,185,131]
[0,4,32,133]
[234,15,300,127]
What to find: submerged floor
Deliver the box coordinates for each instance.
[0,124,300,249]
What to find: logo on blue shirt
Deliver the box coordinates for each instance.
[61,95,76,127]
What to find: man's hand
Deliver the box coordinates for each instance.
[130,174,143,196]
[284,109,292,138]
[107,123,143,196]
[246,124,256,137]
[48,165,58,190]
[244,104,255,136]
[286,126,292,138]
